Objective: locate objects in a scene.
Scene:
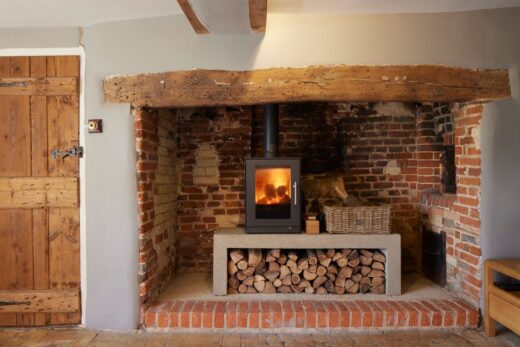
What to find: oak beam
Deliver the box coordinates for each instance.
[177,0,209,34]
[103,65,511,107]
[249,0,267,32]
[0,77,78,96]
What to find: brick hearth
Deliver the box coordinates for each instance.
[144,298,478,331]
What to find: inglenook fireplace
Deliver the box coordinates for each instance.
[245,104,302,233]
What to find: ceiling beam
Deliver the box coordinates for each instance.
[177,0,209,34]
[249,0,267,32]
[104,65,511,108]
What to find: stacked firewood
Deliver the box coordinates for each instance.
[227,248,386,294]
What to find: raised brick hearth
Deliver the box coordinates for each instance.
[144,299,479,331]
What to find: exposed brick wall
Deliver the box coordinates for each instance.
[135,108,178,304]
[420,104,483,307]
[252,103,345,173]
[176,107,251,272]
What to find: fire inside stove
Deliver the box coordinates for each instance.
[255,167,291,219]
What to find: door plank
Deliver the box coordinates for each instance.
[0,289,79,313]
[0,57,16,326]
[8,57,35,327]
[0,177,79,209]
[49,207,80,324]
[0,77,78,96]
[30,56,50,326]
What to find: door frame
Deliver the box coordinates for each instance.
[0,47,86,325]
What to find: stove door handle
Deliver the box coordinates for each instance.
[293,181,297,206]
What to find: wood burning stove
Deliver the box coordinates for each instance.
[245,104,302,233]
[245,158,301,233]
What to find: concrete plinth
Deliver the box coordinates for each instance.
[213,228,401,296]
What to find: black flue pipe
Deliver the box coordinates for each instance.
[263,104,279,158]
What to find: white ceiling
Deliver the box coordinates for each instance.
[1,0,520,28]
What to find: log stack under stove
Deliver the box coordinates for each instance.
[228,248,386,295]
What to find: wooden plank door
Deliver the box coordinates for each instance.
[0,56,81,326]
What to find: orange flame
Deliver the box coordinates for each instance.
[255,168,291,205]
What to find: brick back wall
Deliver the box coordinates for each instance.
[135,108,178,305]
[176,107,251,272]
[252,103,345,173]
[420,104,483,307]
[342,103,420,270]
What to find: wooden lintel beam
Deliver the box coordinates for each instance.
[0,77,78,96]
[103,65,511,108]
[177,0,209,34]
[249,0,267,32]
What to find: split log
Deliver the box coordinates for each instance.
[254,256,266,275]
[270,249,281,258]
[313,275,327,288]
[281,276,292,286]
[335,285,346,295]
[341,248,353,258]
[291,284,304,293]
[279,265,291,279]
[372,262,385,271]
[370,284,385,294]
[361,266,372,276]
[273,278,282,287]
[317,249,332,267]
[264,270,280,282]
[347,249,359,260]
[268,261,280,272]
[347,258,360,268]
[305,287,315,294]
[287,259,301,274]
[298,280,311,288]
[228,275,239,289]
[303,269,318,281]
[373,251,386,263]
[291,274,301,285]
[332,252,343,262]
[278,254,288,265]
[324,280,335,293]
[230,249,245,264]
[352,273,363,283]
[264,281,276,294]
[360,283,370,294]
[326,249,335,258]
[236,271,248,281]
[287,251,298,261]
[247,286,257,294]
[344,279,355,291]
[327,264,338,275]
[242,267,254,276]
[346,282,360,294]
[266,254,277,262]
[316,265,327,277]
[248,249,263,267]
[238,284,248,293]
[326,273,336,282]
[278,285,292,293]
[336,257,348,268]
[297,258,309,272]
[360,249,374,258]
[335,276,346,288]
[228,260,238,275]
[237,260,248,271]
[243,276,254,286]
[368,269,385,278]
[338,266,353,279]
[359,255,373,266]
[316,287,328,294]
[306,250,318,265]
[371,276,385,286]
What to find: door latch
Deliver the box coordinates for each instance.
[51,146,84,160]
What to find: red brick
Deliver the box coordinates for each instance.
[400,302,418,327]
[271,301,283,328]
[357,301,373,327]
[202,302,215,329]
[325,302,340,328]
[237,302,249,328]
[261,302,271,329]
[336,302,350,328]
[180,301,194,328]
[292,301,305,328]
[214,302,226,328]
[248,302,259,329]
[370,302,384,328]
[387,301,407,327]
[280,301,294,328]
[191,301,204,328]
[303,302,317,328]
[315,302,328,328]
[421,301,442,326]
[169,302,183,328]
[449,300,467,326]
[226,302,237,329]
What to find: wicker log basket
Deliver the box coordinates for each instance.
[324,204,391,234]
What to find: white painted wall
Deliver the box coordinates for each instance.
[1,7,519,329]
